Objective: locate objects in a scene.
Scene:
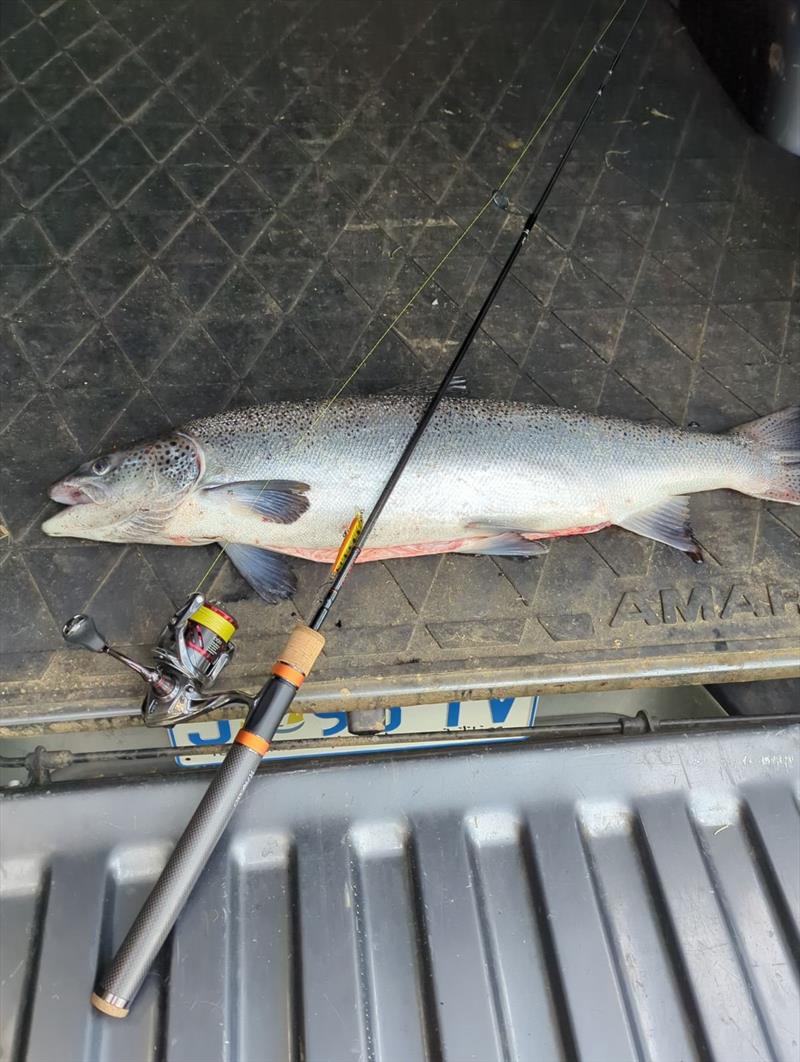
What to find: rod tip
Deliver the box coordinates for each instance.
[91,991,129,1018]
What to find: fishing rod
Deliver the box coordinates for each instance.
[83,0,647,1018]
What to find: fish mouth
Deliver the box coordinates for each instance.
[41,493,115,539]
[49,480,98,505]
[43,479,109,537]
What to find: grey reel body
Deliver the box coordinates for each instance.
[62,595,253,726]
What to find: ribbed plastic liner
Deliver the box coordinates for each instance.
[2,725,798,1061]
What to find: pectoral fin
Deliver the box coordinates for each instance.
[616,495,703,562]
[225,543,297,602]
[205,480,310,523]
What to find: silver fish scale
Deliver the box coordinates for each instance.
[182,398,761,550]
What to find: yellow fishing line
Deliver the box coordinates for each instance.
[194,0,627,595]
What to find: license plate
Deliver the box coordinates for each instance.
[169,696,540,766]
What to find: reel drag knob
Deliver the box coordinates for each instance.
[62,614,108,653]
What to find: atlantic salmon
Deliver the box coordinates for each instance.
[43,399,800,601]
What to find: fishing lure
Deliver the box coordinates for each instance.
[331,511,364,575]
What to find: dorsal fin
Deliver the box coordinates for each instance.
[378,376,468,398]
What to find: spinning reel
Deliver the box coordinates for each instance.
[62,595,254,727]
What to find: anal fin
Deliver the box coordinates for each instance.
[616,495,703,562]
[458,532,549,558]
[224,543,297,602]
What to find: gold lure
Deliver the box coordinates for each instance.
[331,511,364,574]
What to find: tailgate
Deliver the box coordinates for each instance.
[2,723,798,1061]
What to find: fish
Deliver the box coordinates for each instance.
[42,398,800,602]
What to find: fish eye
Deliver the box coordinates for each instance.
[92,458,111,476]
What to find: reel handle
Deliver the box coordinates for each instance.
[62,613,168,689]
[62,614,108,653]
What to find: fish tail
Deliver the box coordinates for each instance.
[730,406,800,504]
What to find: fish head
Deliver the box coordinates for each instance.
[42,433,202,542]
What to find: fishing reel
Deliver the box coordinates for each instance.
[62,595,254,727]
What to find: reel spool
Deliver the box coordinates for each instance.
[62,594,253,726]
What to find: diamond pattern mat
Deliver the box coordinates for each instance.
[1,0,798,727]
